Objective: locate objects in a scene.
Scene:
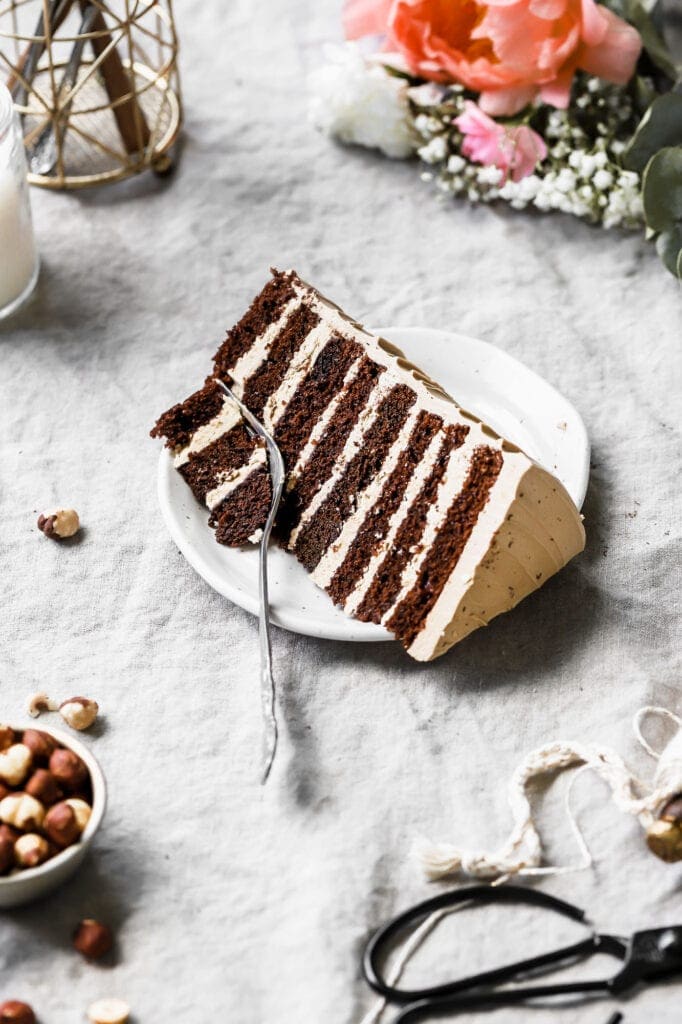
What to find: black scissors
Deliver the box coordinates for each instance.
[363,884,682,1022]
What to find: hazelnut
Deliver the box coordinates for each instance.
[0,793,45,831]
[26,692,58,719]
[0,790,43,831]
[647,820,682,862]
[59,697,99,732]
[14,833,50,869]
[25,769,61,806]
[646,795,682,863]
[65,797,91,833]
[87,998,129,1024]
[0,725,14,751]
[73,919,113,960]
[0,836,15,874]
[49,747,88,791]
[0,823,18,844]
[660,794,682,823]
[37,508,80,539]
[44,801,79,847]
[21,729,57,763]
[0,744,32,787]
[0,1002,36,1024]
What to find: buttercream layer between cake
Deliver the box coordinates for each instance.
[153,270,586,661]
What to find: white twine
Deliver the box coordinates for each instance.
[358,706,682,1024]
[416,706,682,882]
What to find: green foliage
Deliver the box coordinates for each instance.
[655,224,682,277]
[624,94,682,172]
[620,0,681,83]
[618,0,682,280]
[642,147,682,277]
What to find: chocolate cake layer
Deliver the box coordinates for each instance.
[213,468,272,546]
[150,378,224,450]
[355,424,468,623]
[213,270,297,379]
[241,304,320,419]
[326,410,444,607]
[179,424,259,504]
[386,445,503,645]
[274,334,362,472]
[293,384,417,572]
[276,356,385,540]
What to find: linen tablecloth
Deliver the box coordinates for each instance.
[1,2,681,1021]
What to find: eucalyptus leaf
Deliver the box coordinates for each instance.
[642,146,682,232]
[624,94,682,173]
[655,223,682,277]
[631,75,658,116]
[622,0,681,82]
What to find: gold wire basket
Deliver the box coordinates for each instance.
[0,0,182,188]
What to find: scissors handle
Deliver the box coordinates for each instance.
[364,884,605,1003]
[364,884,634,1019]
[390,978,612,1023]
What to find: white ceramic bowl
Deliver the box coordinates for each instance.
[0,724,107,909]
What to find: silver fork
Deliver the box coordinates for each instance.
[214,379,285,783]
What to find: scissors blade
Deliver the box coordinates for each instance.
[390,978,613,1023]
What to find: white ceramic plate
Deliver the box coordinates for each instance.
[158,327,589,642]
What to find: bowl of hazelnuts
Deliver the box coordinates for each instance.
[0,723,106,908]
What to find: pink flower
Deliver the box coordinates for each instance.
[344,0,642,115]
[454,101,548,182]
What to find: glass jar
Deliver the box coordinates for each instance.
[0,82,39,320]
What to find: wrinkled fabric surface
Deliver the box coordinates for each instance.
[1,2,681,1022]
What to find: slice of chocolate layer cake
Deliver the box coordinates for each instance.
[152,270,586,661]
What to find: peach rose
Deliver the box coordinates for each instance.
[344,0,641,115]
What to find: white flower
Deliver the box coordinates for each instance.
[555,168,577,193]
[579,154,597,179]
[308,44,417,159]
[408,82,447,108]
[447,154,466,174]
[533,191,553,212]
[516,174,540,201]
[476,164,503,186]
[618,170,639,190]
[418,136,447,164]
[552,141,570,159]
[593,168,614,190]
[414,113,442,136]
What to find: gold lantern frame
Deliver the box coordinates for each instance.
[0,0,182,189]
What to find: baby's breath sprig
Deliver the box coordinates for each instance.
[410,74,647,229]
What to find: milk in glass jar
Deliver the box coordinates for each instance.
[0,83,39,319]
